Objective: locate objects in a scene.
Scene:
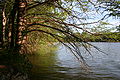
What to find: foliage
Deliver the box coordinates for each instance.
[98,0,120,18]
[90,21,113,33]
[116,25,120,32]
[79,32,120,42]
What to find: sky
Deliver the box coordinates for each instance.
[75,0,120,32]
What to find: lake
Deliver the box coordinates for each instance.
[29,42,120,80]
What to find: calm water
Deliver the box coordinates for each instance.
[29,42,120,80]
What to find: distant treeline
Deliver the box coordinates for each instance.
[64,32,120,42]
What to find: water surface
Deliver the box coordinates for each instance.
[29,42,120,80]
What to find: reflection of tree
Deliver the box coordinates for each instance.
[29,44,59,79]
[29,44,58,66]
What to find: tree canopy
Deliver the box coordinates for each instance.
[0,0,120,67]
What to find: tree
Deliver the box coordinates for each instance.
[116,25,120,32]
[3,0,120,79]
[1,0,119,68]
[90,21,114,33]
[98,0,120,18]
[0,0,5,47]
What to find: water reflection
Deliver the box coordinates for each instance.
[29,43,120,80]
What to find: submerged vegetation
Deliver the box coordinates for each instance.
[0,0,120,79]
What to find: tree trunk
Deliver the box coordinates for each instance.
[10,0,27,49]
[0,12,3,47]
[0,7,6,48]
[10,1,17,48]
[15,0,27,47]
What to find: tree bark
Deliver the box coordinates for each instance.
[0,12,3,47]
[15,0,27,47]
[0,7,6,48]
[10,1,17,48]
